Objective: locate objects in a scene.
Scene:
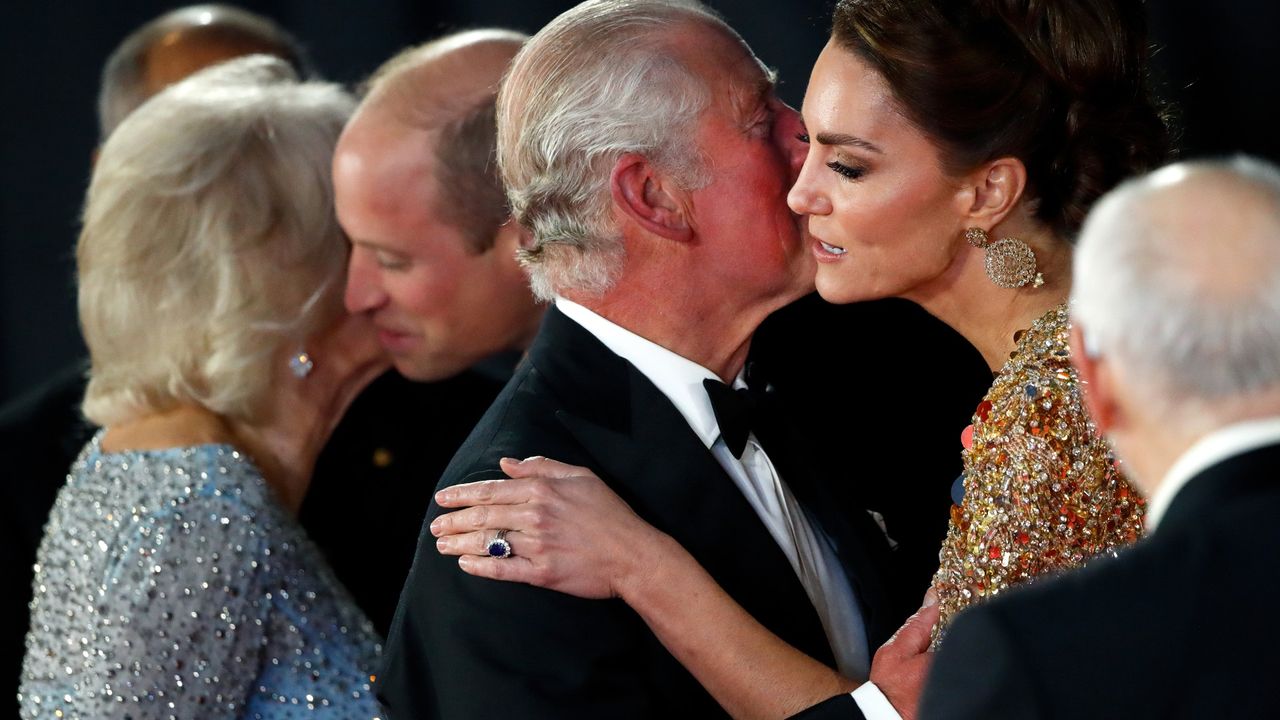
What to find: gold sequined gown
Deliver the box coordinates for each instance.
[931,305,1145,644]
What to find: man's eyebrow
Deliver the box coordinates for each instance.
[351,238,402,253]
[813,132,884,154]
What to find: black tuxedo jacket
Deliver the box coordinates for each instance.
[917,441,1280,719]
[377,306,909,719]
[299,367,505,634]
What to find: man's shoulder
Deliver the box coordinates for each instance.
[435,359,599,490]
[927,509,1280,719]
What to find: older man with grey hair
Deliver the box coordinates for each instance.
[378,1,913,718]
[919,156,1280,719]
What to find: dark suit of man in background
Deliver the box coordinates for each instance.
[920,157,1280,718]
[318,28,546,633]
[378,2,915,717]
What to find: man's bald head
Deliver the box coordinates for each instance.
[339,29,526,251]
[338,30,542,382]
[360,29,526,128]
[1072,156,1280,417]
[99,4,309,141]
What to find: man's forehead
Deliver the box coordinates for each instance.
[341,112,441,175]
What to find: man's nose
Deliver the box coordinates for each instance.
[344,249,388,314]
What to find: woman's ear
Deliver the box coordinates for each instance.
[610,153,693,242]
[961,156,1028,229]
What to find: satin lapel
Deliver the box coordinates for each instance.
[531,308,837,667]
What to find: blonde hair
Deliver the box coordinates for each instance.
[79,55,354,426]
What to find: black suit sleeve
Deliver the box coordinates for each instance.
[919,607,1042,720]
[787,693,867,720]
[378,490,665,719]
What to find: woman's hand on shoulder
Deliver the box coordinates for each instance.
[431,456,671,602]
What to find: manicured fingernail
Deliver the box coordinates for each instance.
[435,537,447,551]
[500,457,518,465]
[521,455,545,464]
[429,518,442,535]
[923,589,939,608]
[458,556,472,570]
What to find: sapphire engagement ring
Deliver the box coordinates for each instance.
[486,529,513,559]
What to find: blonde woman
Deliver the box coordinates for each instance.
[19,56,387,719]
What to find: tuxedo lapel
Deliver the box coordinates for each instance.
[529,307,838,668]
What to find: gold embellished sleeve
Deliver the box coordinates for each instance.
[930,308,1145,645]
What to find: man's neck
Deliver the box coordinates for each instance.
[1135,414,1280,530]
[566,291,771,383]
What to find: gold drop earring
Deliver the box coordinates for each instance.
[965,227,1045,289]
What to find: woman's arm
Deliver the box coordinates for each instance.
[432,457,936,720]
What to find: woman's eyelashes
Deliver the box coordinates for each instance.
[826,160,867,182]
[796,132,868,182]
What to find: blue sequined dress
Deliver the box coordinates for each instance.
[18,433,383,719]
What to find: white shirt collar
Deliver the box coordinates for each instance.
[1146,415,1280,531]
[555,297,743,449]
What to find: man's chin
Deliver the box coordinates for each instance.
[390,354,464,383]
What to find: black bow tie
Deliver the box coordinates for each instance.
[703,369,773,458]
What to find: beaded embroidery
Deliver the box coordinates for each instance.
[18,434,383,718]
[931,305,1145,645]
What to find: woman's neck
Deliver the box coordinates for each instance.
[908,225,1074,372]
[102,347,387,515]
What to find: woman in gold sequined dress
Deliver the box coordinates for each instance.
[431,0,1168,716]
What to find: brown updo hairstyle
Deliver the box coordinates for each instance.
[832,0,1172,238]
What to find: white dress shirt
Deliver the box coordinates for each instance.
[1146,416,1280,531]
[555,298,873,682]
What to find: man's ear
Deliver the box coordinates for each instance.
[610,153,693,242]
[960,156,1028,228]
[1070,323,1119,436]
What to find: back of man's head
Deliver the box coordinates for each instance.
[99,4,309,141]
[1072,156,1280,425]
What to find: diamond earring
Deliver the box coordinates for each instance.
[965,227,1045,289]
[288,350,314,378]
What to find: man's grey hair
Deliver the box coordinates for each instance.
[98,4,310,141]
[80,56,353,426]
[1072,156,1280,419]
[496,0,733,301]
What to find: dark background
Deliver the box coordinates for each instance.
[2,0,1278,405]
